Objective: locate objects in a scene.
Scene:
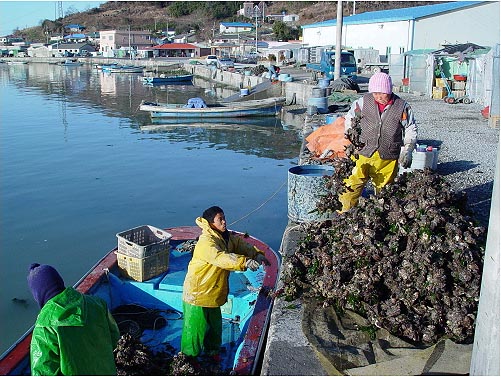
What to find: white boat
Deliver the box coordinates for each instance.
[103,65,145,73]
[139,97,286,118]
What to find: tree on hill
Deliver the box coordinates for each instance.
[272,21,300,41]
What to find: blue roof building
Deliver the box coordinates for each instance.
[301,1,499,54]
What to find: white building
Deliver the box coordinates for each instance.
[99,30,153,57]
[219,22,253,34]
[302,1,499,56]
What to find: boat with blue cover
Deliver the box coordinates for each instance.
[139,97,286,118]
[0,226,280,375]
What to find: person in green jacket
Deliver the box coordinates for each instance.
[27,263,120,375]
[181,206,270,360]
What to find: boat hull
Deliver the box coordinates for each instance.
[142,75,193,84]
[103,65,145,73]
[0,226,279,375]
[140,97,286,118]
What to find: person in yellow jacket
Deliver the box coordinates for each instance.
[27,263,120,375]
[181,206,270,359]
[339,72,417,212]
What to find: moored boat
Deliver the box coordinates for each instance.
[95,62,120,70]
[0,226,279,375]
[139,97,286,118]
[141,74,194,84]
[103,65,145,73]
[59,59,83,66]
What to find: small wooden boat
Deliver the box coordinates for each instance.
[103,65,145,73]
[6,61,28,65]
[59,59,83,66]
[0,226,279,375]
[95,62,120,70]
[141,74,193,84]
[140,97,286,118]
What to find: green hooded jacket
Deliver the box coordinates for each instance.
[30,287,120,375]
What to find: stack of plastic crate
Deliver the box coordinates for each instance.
[115,225,172,282]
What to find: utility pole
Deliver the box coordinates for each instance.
[254,5,259,53]
[334,0,343,80]
[128,24,131,58]
[57,1,64,39]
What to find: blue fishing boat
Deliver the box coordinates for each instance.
[142,74,193,84]
[139,97,286,119]
[59,59,83,66]
[0,226,280,375]
[95,62,120,70]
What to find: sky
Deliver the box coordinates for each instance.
[0,1,105,36]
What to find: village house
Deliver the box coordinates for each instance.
[267,13,300,23]
[219,22,253,34]
[238,2,267,20]
[49,42,96,57]
[139,42,210,59]
[99,29,154,58]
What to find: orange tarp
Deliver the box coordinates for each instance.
[305,116,350,158]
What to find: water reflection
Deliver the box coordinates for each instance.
[0,62,302,354]
[0,62,303,159]
[139,117,298,159]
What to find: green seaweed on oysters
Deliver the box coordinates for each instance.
[282,168,485,345]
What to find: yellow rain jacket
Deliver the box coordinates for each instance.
[182,217,263,308]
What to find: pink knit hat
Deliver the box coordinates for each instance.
[368,72,393,94]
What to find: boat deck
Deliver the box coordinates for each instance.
[91,237,263,370]
[0,226,279,375]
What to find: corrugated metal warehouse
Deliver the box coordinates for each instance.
[301,1,499,55]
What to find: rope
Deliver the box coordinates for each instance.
[228,179,287,226]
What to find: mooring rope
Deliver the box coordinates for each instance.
[228,179,287,226]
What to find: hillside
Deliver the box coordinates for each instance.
[16,1,444,43]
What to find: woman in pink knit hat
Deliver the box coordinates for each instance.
[339,72,417,212]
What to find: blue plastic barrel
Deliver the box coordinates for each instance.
[325,113,342,124]
[308,97,328,114]
[318,78,331,88]
[288,165,335,223]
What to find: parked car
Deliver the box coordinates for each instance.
[217,57,234,70]
[205,55,218,65]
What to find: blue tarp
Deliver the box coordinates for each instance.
[184,98,207,108]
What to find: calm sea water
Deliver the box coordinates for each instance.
[0,62,302,354]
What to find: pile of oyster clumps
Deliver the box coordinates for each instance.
[114,333,230,375]
[282,167,486,345]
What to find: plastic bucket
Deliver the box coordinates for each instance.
[306,105,318,116]
[399,146,439,174]
[278,73,290,81]
[412,151,434,169]
[311,87,326,98]
[318,78,331,88]
[325,113,342,124]
[308,97,328,114]
[288,165,335,223]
